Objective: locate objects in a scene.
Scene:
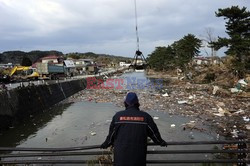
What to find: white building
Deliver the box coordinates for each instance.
[119,62,131,67]
[73,59,95,74]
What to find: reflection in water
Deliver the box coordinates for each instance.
[119,71,164,90]
[14,102,118,148]
[0,103,72,147]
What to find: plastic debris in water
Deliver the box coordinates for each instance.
[170,124,175,128]
[90,131,96,136]
[153,116,159,120]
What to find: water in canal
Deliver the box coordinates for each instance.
[0,72,226,165]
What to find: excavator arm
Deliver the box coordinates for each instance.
[9,66,31,76]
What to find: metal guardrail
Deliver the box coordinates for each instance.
[0,140,247,152]
[0,140,249,165]
[0,159,248,165]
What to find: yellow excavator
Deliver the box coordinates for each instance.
[9,66,39,81]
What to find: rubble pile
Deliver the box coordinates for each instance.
[67,74,249,139]
[191,65,235,86]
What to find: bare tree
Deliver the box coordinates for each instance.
[201,27,217,57]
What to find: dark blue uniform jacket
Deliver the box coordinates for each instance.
[102,106,165,166]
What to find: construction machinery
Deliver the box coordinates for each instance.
[8,66,39,82]
[129,50,148,70]
[129,0,148,71]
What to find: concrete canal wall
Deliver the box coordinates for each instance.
[0,67,126,131]
[0,78,90,130]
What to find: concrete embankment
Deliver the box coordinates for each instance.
[0,68,125,131]
[0,79,86,130]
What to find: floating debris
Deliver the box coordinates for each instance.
[177,100,188,104]
[90,131,96,136]
[182,121,196,129]
[66,72,250,139]
[162,93,169,97]
[243,117,249,122]
[212,86,219,95]
[153,116,159,120]
[246,124,250,130]
[188,95,196,99]
[170,124,175,128]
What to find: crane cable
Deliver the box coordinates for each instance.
[134,0,140,51]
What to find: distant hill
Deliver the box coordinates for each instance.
[0,50,63,65]
[65,52,132,65]
[0,51,132,65]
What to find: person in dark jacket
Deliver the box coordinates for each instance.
[101,92,167,166]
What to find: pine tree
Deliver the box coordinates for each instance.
[214,6,250,73]
[172,34,202,70]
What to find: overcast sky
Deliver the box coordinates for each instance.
[0,0,249,57]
